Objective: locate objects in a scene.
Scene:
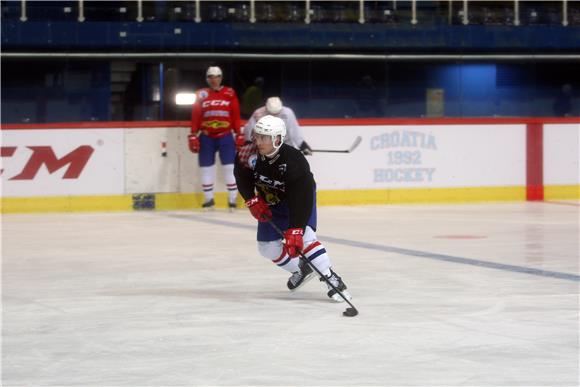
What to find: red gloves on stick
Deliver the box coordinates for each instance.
[235,133,246,150]
[245,196,272,222]
[188,134,200,153]
[284,228,304,257]
[245,196,304,257]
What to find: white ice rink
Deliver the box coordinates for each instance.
[2,202,579,386]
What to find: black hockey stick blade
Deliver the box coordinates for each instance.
[267,220,359,317]
[311,136,362,153]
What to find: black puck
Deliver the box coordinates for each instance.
[342,307,358,317]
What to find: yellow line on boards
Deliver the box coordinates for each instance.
[2,186,528,214]
[316,186,525,205]
[544,185,580,200]
[0,195,132,214]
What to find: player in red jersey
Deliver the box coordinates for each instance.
[189,66,245,210]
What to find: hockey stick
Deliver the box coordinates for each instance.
[311,136,362,154]
[267,220,359,317]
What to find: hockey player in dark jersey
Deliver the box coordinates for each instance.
[234,115,351,302]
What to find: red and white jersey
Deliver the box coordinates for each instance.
[191,86,241,138]
[243,105,305,149]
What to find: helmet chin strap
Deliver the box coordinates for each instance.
[265,136,283,158]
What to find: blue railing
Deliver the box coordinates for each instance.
[3,20,580,51]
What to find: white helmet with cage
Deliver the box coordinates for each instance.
[253,115,286,151]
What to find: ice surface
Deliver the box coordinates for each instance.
[2,203,579,386]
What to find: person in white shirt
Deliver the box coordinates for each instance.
[243,97,312,155]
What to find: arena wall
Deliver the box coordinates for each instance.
[1,118,578,213]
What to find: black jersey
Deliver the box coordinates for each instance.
[234,143,315,229]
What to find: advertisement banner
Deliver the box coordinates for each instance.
[1,129,125,197]
[303,124,526,190]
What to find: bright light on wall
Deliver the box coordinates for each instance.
[175,92,196,105]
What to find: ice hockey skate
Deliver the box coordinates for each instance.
[202,198,215,211]
[228,201,237,212]
[321,269,352,302]
[287,258,315,291]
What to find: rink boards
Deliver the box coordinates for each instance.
[1,118,578,213]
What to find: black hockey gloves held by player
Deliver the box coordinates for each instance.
[188,134,200,153]
[245,196,272,222]
[300,141,313,156]
[284,228,304,257]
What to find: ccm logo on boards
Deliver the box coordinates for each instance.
[1,146,94,180]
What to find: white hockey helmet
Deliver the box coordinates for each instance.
[206,66,222,78]
[254,115,286,150]
[265,97,283,115]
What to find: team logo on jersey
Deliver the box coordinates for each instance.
[255,183,282,205]
[202,120,229,129]
[199,90,208,99]
[248,154,258,170]
[278,164,287,174]
[257,174,285,191]
[202,100,230,108]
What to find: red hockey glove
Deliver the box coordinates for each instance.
[235,133,246,150]
[284,228,304,257]
[188,134,200,153]
[245,196,272,222]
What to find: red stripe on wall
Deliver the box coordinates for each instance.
[526,123,544,201]
[2,117,579,130]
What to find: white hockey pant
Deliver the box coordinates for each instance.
[257,226,332,276]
